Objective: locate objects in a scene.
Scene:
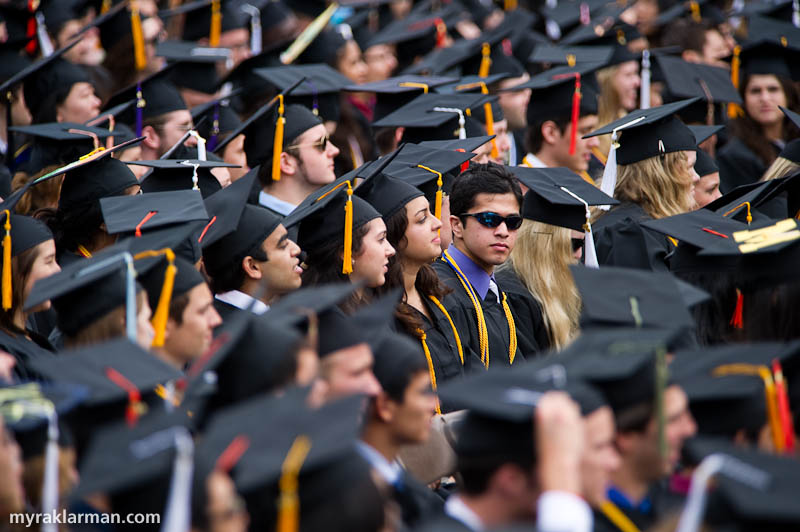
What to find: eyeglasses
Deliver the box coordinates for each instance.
[571,238,585,252]
[287,135,330,152]
[461,212,523,230]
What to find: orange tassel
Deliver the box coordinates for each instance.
[503,0,517,10]
[728,46,742,119]
[105,367,144,427]
[730,289,744,329]
[342,181,354,275]
[2,211,11,311]
[277,436,312,532]
[478,43,492,78]
[272,95,286,181]
[689,1,701,22]
[130,0,147,71]
[773,359,796,453]
[209,0,222,47]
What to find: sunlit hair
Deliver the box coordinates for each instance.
[595,65,627,156]
[499,219,580,349]
[614,150,694,219]
[761,156,800,182]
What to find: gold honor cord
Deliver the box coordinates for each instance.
[599,501,641,532]
[418,329,442,415]
[428,295,464,365]
[441,250,489,366]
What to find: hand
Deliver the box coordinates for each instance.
[535,391,584,495]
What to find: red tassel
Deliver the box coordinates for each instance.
[772,359,796,452]
[730,290,744,329]
[435,18,446,48]
[455,148,469,172]
[552,73,581,155]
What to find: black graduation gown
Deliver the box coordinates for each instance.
[494,269,550,354]
[392,470,445,530]
[431,259,523,369]
[592,202,673,272]
[0,328,57,381]
[716,136,774,194]
[213,298,242,326]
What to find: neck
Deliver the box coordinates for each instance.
[456,493,518,529]
[264,177,316,207]
[763,121,784,143]
[402,260,422,296]
[453,240,494,275]
[533,148,558,168]
[12,309,27,333]
[240,279,275,306]
[152,347,186,371]
[610,461,653,504]
[361,426,401,464]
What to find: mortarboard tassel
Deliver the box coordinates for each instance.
[478,43,492,78]
[2,211,11,310]
[504,0,517,10]
[728,46,744,119]
[729,289,743,329]
[772,359,796,452]
[794,0,800,28]
[105,367,145,426]
[130,0,148,71]
[417,165,443,220]
[689,1,701,22]
[599,116,646,207]
[560,187,599,268]
[455,81,498,157]
[277,435,312,532]
[435,18,447,49]
[161,428,194,532]
[134,211,157,237]
[101,0,112,14]
[552,72,581,155]
[280,3,339,64]
[640,50,651,110]
[35,12,54,57]
[208,103,220,152]
[342,181,355,275]
[272,95,286,181]
[210,0,222,47]
[216,435,251,473]
[723,200,752,225]
[398,81,429,93]
[135,249,177,348]
[135,82,145,137]
[655,346,668,460]
[25,1,37,55]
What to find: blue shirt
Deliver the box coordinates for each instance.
[607,485,652,515]
[446,245,496,300]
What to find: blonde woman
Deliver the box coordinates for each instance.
[761,140,800,182]
[496,220,582,351]
[589,102,699,271]
[595,56,641,158]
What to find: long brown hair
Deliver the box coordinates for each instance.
[730,74,800,167]
[11,165,63,215]
[0,244,44,336]
[378,205,449,338]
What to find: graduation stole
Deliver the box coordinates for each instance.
[440,250,517,367]
[418,295,465,415]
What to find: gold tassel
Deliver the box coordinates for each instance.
[478,43,492,78]
[272,95,285,181]
[277,435,312,532]
[485,101,498,159]
[728,45,743,119]
[503,0,517,11]
[416,165,443,220]
[689,1,701,22]
[2,211,11,311]
[342,181,354,275]
[101,0,112,14]
[209,0,222,47]
[133,249,177,347]
[130,0,147,71]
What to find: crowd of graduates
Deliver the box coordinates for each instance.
[0,0,799,531]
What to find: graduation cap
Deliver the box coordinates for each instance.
[558,6,639,46]
[100,190,209,235]
[58,146,141,213]
[417,136,493,152]
[354,169,424,220]
[190,95,242,152]
[539,0,619,38]
[134,158,238,198]
[198,168,256,249]
[173,0,249,44]
[264,281,363,332]
[156,40,231,96]
[0,207,53,311]
[694,149,718,178]
[341,75,457,122]
[529,44,615,66]
[252,64,351,122]
[103,66,187,137]
[734,39,800,83]
[95,0,157,73]
[22,56,92,124]
[570,264,705,330]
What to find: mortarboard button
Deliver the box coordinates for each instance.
[133,157,239,198]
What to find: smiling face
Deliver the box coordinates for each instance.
[351,217,396,288]
[612,61,641,111]
[451,192,520,273]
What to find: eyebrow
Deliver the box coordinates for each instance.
[277,233,289,245]
[415,208,427,216]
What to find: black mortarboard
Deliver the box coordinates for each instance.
[689,124,724,146]
[264,281,362,331]
[9,121,115,175]
[253,64,350,122]
[694,149,718,178]
[22,56,92,123]
[520,66,600,130]
[417,135,494,152]
[570,264,704,330]
[314,289,399,358]
[341,75,456,122]
[736,39,800,82]
[433,74,509,95]
[191,96,242,152]
[198,168,256,248]
[203,204,283,275]
[0,45,31,86]
[59,154,140,212]
[558,6,639,46]
[530,44,615,65]
[366,8,458,68]
[104,67,188,136]
[156,40,230,95]
[655,0,726,26]
[179,0,249,42]
[134,158,238,198]
[540,0,621,38]
[100,190,209,235]
[371,330,427,393]
[354,170,424,220]
[657,55,741,105]
[509,166,617,232]
[294,27,349,67]
[215,47,284,107]
[137,254,207,329]
[584,98,700,165]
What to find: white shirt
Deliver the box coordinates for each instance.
[444,495,485,531]
[215,290,269,315]
[258,190,296,216]
[521,153,548,168]
[356,441,403,486]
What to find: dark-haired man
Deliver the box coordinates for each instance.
[431,163,537,366]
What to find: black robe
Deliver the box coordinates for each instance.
[716,136,775,194]
[431,259,523,369]
[593,202,673,272]
[0,328,57,381]
[213,298,242,326]
[494,269,550,354]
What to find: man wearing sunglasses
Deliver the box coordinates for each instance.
[243,103,340,218]
[432,163,532,368]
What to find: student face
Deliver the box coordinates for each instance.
[321,343,382,400]
[56,82,101,124]
[221,134,248,182]
[290,124,340,186]
[693,171,721,208]
[156,110,195,157]
[260,225,303,298]
[744,74,787,128]
[701,29,731,69]
[451,192,520,272]
[553,115,599,174]
[164,283,222,365]
[684,149,699,208]
[363,44,398,83]
[218,28,252,69]
[338,40,369,85]
[402,196,442,264]
[388,371,437,445]
[612,60,641,111]
[204,471,249,532]
[580,406,621,508]
[136,292,155,351]
[497,74,531,131]
[352,218,395,288]
[23,240,61,313]
[489,119,511,165]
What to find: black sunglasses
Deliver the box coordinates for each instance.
[461,212,523,230]
[571,238,585,252]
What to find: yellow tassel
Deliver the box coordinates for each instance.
[478,43,492,78]
[2,211,11,311]
[342,181,354,275]
[101,0,111,14]
[397,81,429,93]
[277,435,312,532]
[209,0,222,47]
[689,1,701,22]
[504,0,517,11]
[418,330,441,415]
[130,0,147,71]
[728,45,742,119]
[416,165,443,220]
[272,95,285,181]
[151,250,176,348]
[485,102,498,159]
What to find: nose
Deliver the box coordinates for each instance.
[386,242,396,258]
[290,240,301,257]
[365,373,382,397]
[209,307,223,328]
[495,222,510,237]
[587,135,600,149]
[432,215,443,232]
[328,140,340,157]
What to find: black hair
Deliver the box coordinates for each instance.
[207,240,268,295]
[660,19,715,54]
[741,282,800,343]
[380,358,429,403]
[168,292,191,326]
[674,270,739,346]
[449,162,523,217]
[615,401,655,434]
[524,116,570,156]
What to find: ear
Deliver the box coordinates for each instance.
[540,120,562,145]
[241,255,262,280]
[373,392,397,423]
[163,316,179,343]
[141,125,160,149]
[450,214,464,240]
[394,127,405,145]
[279,150,297,176]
